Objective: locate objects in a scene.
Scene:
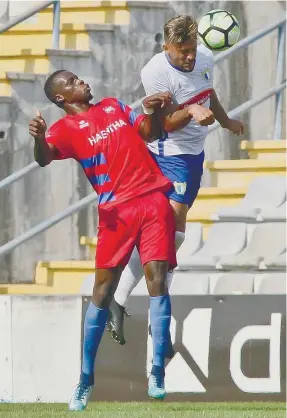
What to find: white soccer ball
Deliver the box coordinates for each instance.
[198,9,240,51]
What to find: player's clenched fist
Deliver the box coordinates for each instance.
[188,104,215,126]
[29,110,47,140]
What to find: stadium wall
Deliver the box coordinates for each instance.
[0,295,285,403]
[0,1,285,283]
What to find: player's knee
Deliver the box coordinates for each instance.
[144,261,169,297]
[148,276,167,296]
[92,268,120,308]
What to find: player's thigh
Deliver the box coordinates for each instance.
[151,152,204,231]
[137,192,176,270]
[96,204,139,269]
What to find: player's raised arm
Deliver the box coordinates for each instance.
[29,111,57,167]
[210,89,244,135]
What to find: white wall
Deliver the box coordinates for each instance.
[0,296,82,403]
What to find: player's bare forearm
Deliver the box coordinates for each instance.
[162,107,192,133]
[33,138,54,167]
[138,114,162,143]
[209,90,229,127]
[210,90,245,135]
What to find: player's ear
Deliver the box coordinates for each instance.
[163,43,168,52]
[55,94,64,105]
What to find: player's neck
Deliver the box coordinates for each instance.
[65,102,92,115]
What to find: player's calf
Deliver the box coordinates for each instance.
[144,260,171,398]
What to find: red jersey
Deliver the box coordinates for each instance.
[46,98,172,207]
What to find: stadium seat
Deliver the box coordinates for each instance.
[212,176,286,221]
[212,273,254,294]
[264,251,286,270]
[259,201,286,222]
[257,273,287,294]
[179,222,247,269]
[171,271,209,294]
[177,223,203,266]
[219,223,286,269]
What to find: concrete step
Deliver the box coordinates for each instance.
[0,26,90,55]
[0,54,49,79]
[8,1,129,30]
[35,260,95,294]
[241,140,286,160]
[206,159,287,188]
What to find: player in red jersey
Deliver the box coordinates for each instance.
[29,70,176,409]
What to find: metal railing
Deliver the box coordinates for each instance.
[0,0,60,47]
[0,17,286,257]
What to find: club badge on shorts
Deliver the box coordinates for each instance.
[174,181,187,196]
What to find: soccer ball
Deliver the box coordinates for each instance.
[198,9,240,51]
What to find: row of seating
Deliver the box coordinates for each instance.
[178,222,286,270]
[79,271,286,295]
[171,272,286,294]
[211,175,286,222]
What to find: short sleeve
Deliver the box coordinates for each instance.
[117,100,145,132]
[141,64,169,96]
[46,121,74,160]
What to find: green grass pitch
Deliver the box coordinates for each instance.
[0,402,285,418]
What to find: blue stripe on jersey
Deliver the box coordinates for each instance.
[158,131,168,156]
[89,174,111,186]
[117,100,126,113]
[99,191,116,204]
[128,109,138,126]
[118,99,138,126]
[80,153,106,169]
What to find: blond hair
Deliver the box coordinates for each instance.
[164,15,198,44]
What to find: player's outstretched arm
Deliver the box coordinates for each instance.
[29,111,57,167]
[210,90,244,136]
[139,93,172,142]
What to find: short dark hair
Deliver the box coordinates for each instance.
[164,15,198,44]
[44,70,66,107]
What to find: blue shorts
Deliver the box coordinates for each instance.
[150,151,204,208]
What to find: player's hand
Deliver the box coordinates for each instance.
[188,104,215,126]
[142,92,172,110]
[223,118,245,135]
[29,110,47,140]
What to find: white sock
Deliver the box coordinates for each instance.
[114,231,186,307]
[114,247,143,307]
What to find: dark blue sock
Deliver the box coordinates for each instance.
[81,302,108,386]
[150,294,171,374]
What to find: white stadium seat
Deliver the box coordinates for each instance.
[180,222,247,269]
[177,222,203,266]
[220,223,286,269]
[171,271,209,294]
[212,176,286,221]
[260,201,286,222]
[257,273,287,294]
[212,273,254,294]
[264,251,286,270]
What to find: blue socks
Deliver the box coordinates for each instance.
[150,295,171,375]
[81,302,108,386]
